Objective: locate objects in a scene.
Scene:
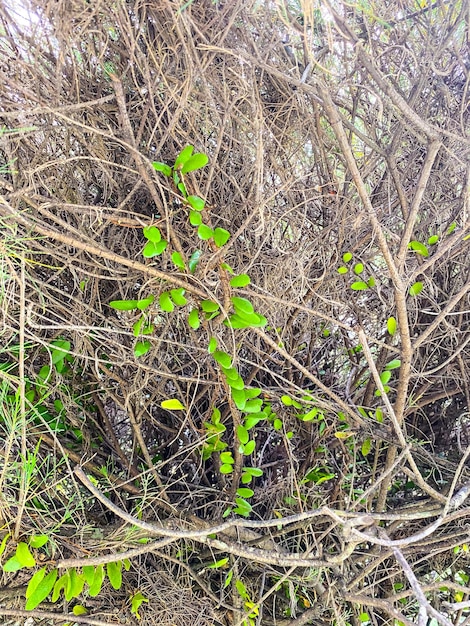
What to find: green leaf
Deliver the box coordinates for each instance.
[409,281,423,296]
[222,366,238,381]
[220,452,234,464]
[343,252,353,263]
[201,300,219,313]
[188,249,202,273]
[110,299,139,311]
[3,555,23,572]
[26,569,58,610]
[131,592,149,620]
[273,418,282,430]
[172,251,186,270]
[26,567,46,598]
[187,195,205,211]
[231,296,254,316]
[361,438,372,456]
[188,309,200,329]
[234,498,252,517]
[106,561,122,590]
[174,145,194,169]
[143,239,168,257]
[189,210,203,226]
[231,387,246,410]
[65,567,84,600]
[197,224,213,240]
[244,414,265,429]
[16,542,36,568]
[350,281,368,291]
[447,221,456,234]
[337,266,348,274]
[428,235,439,245]
[134,340,151,358]
[225,313,267,328]
[88,565,105,597]
[213,227,230,247]
[227,374,244,390]
[159,291,174,312]
[220,463,234,474]
[243,399,263,413]
[161,399,185,411]
[367,277,375,287]
[170,288,187,306]
[230,274,251,288]
[143,225,161,243]
[281,395,292,406]
[221,262,234,273]
[380,370,392,385]
[242,440,256,455]
[50,340,71,365]
[177,181,188,198]
[0,533,10,557]
[82,566,95,586]
[152,162,172,177]
[181,153,209,173]
[52,572,69,602]
[136,295,154,311]
[213,350,232,368]
[237,425,249,444]
[408,240,429,257]
[242,467,263,477]
[72,605,88,616]
[207,558,229,569]
[236,487,254,499]
[29,535,49,549]
[385,359,401,370]
[354,263,364,274]
[387,316,397,336]
[208,337,217,353]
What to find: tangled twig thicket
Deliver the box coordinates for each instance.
[0,1,469,625]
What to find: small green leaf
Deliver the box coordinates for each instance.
[26,568,46,598]
[187,195,205,211]
[16,542,36,567]
[231,296,254,315]
[172,251,186,270]
[273,418,283,430]
[26,569,58,610]
[367,276,375,287]
[237,425,249,444]
[385,359,401,370]
[337,266,348,274]
[281,395,292,406]
[242,467,263,477]
[408,240,429,257]
[143,225,161,243]
[106,560,122,590]
[230,274,251,287]
[159,291,175,312]
[181,153,209,174]
[220,464,234,474]
[66,567,84,600]
[152,162,172,177]
[350,281,368,291]
[213,227,230,247]
[131,592,149,620]
[161,399,185,411]
[188,309,200,329]
[428,235,439,245]
[380,370,392,385]
[361,438,372,456]
[0,533,10,557]
[220,452,234,464]
[170,288,187,306]
[244,414,265,429]
[110,299,139,311]
[174,145,194,169]
[343,252,353,263]
[225,313,267,328]
[221,262,234,273]
[52,572,69,602]
[188,249,202,272]
[189,210,203,226]
[234,498,252,517]
[236,487,254,498]
[29,535,49,549]
[409,281,423,296]
[447,221,456,234]
[227,374,245,390]
[387,316,397,336]
[197,224,213,240]
[134,341,151,358]
[72,605,88,616]
[88,565,105,597]
[354,263,364,274]
[177,181,188,198]
[231,388,246,410]
[242,440,256,455]
[207,558,229,569]
[243,399,263,413]
[208,337,217,353]
[82,566,95,586]
[213,350,232,368]
[201,300,219,313]
[143,239,168,257]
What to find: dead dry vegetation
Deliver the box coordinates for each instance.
[0,0,469,625]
